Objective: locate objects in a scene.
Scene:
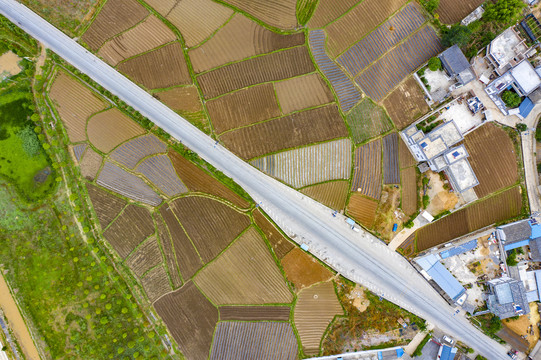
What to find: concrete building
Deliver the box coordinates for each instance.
[439,45,475,85]
[497,218,541,251]
[508,262,541,302]
[487,276,530,319]
[486,27,528,75]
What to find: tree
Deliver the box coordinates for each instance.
[17,126,41,157]
[422,0,440,13]
[501,90,522,108]
[483,0,526,25]
[428,57,442,71]
[442,24,472,48]
[516,123,527,132]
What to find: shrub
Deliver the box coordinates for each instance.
[516,123,527,132]
[506,249,518,266]
[422,195,430,208]
[17,126,41,157]
[501,90,522,108]
[428,57,442,71]
[442,24,472,47]
[422,0,440,13]
[483,0,526,25]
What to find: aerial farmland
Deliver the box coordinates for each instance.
[1,0,536,358]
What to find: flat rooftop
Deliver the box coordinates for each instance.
[511,60,541,95]
[447,158,479,192]
[489,28,527,69]
[419,136,447,159]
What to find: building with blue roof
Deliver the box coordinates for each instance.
[416,254,466,304]
[487,276,529,319]
[497,219,541,251]
[438,344,457,360]
[519,97,535,119]
[440,239,478,259]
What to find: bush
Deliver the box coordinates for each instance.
[501,90,522,108]
[17,126,41,157]
[506,249,518,266]
[442,24,472,48]
[412,334,430,357]
[516,123,527,132]
[422,195,430,208]
[422,0,440,13]
[428,57,442,71]
[404,219,415,228]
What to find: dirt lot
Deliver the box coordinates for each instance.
[48,71,107,143]
[103,205,155,259]
[206,83,281,134]
[274,73,334,114]
[294,281,343,354]
[221,0,298,30]
[347,193,378,228]
[86,108,144,153]
[301,180,350,211]
[125,236,163,278]
[503,302,541,351]
[281,247,333,290]
[0,51,21,78]
[170,195,250,263]
[374,186,403,241]
[219,104,348,160]
[189,14,305,73]
[253,209,294,259]
[154,282,218,360]
[437,0,485,24]
[117,42,191,89]
[219,305,291,321]
[197,46,315,99]
[194,227,293,304]
[425,171,459,216]
[351,139,382,200]
[154,86,202,113]
[384,76,429,129]
[155,214,183,289]
[81,0,148,51]
[86,183,126,229]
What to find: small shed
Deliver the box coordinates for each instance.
[439,45,475,85]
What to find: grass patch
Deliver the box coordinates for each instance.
[296,0,319,26]
[346,98,393,144]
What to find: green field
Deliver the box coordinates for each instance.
[346,98,394,144]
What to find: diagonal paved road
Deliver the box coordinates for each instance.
[0,1,511,358]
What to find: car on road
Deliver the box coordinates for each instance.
[442,335,455,345]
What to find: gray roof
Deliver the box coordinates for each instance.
[530,237,541,261]
[487,278,530,319]
[440,45,471,76]
[529,87,541,104]
[500,220,532,243]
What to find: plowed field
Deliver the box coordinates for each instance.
[136,155,188,197]
[81,0,148,51]
[170,196,250,263]
[86,183,126,230]
[416,186,523,251]
[346,194,378,228]
[103,205,155,258]
[351,139,382,200]
[437,0,485,24]
[154,282,218,360]
[156,214,183,288]
[206,83,281,134]
[48,71,107,143]
[154,86,202,113]
[166,0,233,47]
[79,147,103,181]
[125,236,163,278]
[294,282,342,354]
[281,247,333,290]
[384,76,429,129]
[253,209,294,259]
[117,42,191,89]
[221,0,298,30]
[189,14,305,73]
[219,104,348,160]
[140,265,171,302]
[219,306,291,320]
[168,151,250,208]
[98,16,177,66]
[307,0,359,28]
[346,99,394,144]
[399,137,416,168]
[325,0,407,57]
[464,124,518,199]
[301,181,350,210]
[401,167,418,216]
[383,133,400,184]
[86,108,144,153]
[141,0,176,15]
[194,227,293,305]
[197,46,315,99]
[274,73,334,114]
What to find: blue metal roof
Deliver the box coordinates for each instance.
[440,239,478,259]
[396,348,405,357]
[416,254,440,271]
[504,238,530,251]
[531,222,541,238]
[427,261,465,301]
[440,345,457,360]
[519,97,535,118]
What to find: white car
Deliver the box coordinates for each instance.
[442,335,455,345]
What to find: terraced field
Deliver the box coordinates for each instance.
[300,181,350,210]
[79,147,103,181]
[401,167,418,216]
[347,194,378,228]
[307,0,359,28]
[346,99,394,144]
[154,87,202,113]
[136,155,188,197]
[109,134,167,169]
[155,214,183,289]
[140,265,172,302]
[384,76,429,129]
[383,133,400,185]
[219,306,291,321]
[86,183,126,229]
[399,137,417,168]
[86,108,144,153]
[281,248,333,290]
[125,236,163,278]
[220,0,298,30]
[351,139,382,200]
[72,143,87,161]
[437,0,485,24]
[274,73,334,114]
[253,209,294,259]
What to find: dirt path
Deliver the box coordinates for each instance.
[0,274,40,360]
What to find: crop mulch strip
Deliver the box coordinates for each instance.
[253,209,294,259]
[382,133,400,184]
[281,247,333,290]
[86,183,126,229]
[109,134,167,169]
[219,306,291,321]
[351,139,382,200]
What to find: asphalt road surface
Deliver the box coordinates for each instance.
[0,1,511,358]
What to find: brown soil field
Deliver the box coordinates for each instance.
[294,282,343,354]
[140,265,172,302]
[325,0,406,57]
[197,46,315,99]
[398,233,416,257]
[401,167,418,216]
[86,108,145,153]
[281,247,333,290]
[274,73,334,114]
[48,71,107,143]
[154,281,218,360]
[168,151,250,208]
[437,0,485,24]
[103,205,155,259]
[98,16,177,66]
[351,139,382,200]
[166,0,233,47]
[416,186,523,252]
[86,183,126,229]
[219,305,291,321]
[81,0,148,51]
[307,0,359,28]
[346,193,378,228]
[159,204,203,280]
[79,146,103,181]
[170,196,251,263]
[383,76,429,129]
[206,83,281,134]
[253,209,294,259]
[301,180,350,210]
[219,104,348,159]
[194,227,293,305]
[221,0,297,30]
[142,0,176,16]
[189,14,305,73]
[154,86,202,113]
[463,124,518,199]
[117,42,191,89]
[156,214,183,289]
[125,236,163,278]
[399,137,417,169]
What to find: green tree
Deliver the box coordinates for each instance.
[501,90,522,108]
[428,57,442,71]
[422,0,440,13]
[442,24,472,48]
[483,0,526,25]
[17,125,41,157]
[516,123,527,132]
